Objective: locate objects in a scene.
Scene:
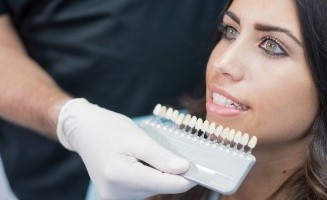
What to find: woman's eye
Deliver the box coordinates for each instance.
[217,23,239,40]
[259,38,288,57]
[225,26,239,40]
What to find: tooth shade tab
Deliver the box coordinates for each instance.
[195,118,203,130]
[201,120,209,132]
[171,110,179,122]
[175,113,185,126]
[189,116,197,128]
[234,131,242,144]
[214,125,223,137]
[227,129,236,141]
[241,133,249,146]
[248,136,258,149]
[208,122,216,135]
[165,107,173,120]
[153,104,162,116]
[220,127,230,139]
[183,114,192,126]
[159,106,167,118]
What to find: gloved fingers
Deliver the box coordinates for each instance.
[124,160,196,195]
[127,134,190,175]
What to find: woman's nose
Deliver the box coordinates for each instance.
[212,41,246,82]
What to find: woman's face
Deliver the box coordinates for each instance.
[206,0,318,147]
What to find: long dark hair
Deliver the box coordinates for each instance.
[273,0,327,199]
[150,0,327,199]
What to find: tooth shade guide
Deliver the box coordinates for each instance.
[138,113,257,194]
[144,104,258,193]
[151,104,257,153]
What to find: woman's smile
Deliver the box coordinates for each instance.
[206,83,249,117]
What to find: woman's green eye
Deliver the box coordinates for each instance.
[259,37,288,58]
[225,26,239,40]
[263,40,283,54]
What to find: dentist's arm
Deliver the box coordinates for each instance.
[0,15,195,199]
[0,14,71,136]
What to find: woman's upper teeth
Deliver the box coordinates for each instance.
[213,93,247,110]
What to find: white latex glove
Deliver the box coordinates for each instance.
[57,98,196,200]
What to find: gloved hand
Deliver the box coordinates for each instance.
[57,98,196,200]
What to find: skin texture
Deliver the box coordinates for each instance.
[205,0,319,199]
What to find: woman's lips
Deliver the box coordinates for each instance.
[206,99,248,117]
[207,84,249,117]
[212,92,249,110]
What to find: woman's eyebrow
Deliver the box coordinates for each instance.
[254,24,303,47]
[225,11,240,25]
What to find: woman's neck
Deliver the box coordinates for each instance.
[220,138,307,200]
